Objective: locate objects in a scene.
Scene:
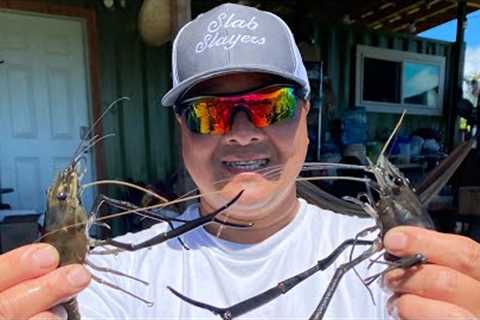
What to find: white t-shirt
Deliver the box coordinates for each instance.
[78,199,388,319]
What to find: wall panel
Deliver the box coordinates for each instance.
[93,1,178,187]
[310,24,454,144]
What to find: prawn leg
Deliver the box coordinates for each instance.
[98,195,191,250]
[168,238,374,319]
[363,253,427,286]
[98,191,247,251]
[63,298,81,320]
[85,259,148,285]
[99,195,188,223]
[91,274,154,307]
[100,194,250,228]
[347,226,380,305]
[309,241,382,320]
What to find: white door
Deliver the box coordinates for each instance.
[0,11,94,214]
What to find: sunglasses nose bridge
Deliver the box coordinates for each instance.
[225,106,264,141]
[229,104,254,125]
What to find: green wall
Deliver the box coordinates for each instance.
[94,3,179,185]
[311,24,455,144]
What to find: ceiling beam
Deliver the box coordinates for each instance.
[346,1,396,21]
[364,0,428,28]
[394,5,478,33]
[389,2,458,32]
[409,7,458,32]
[467,0,480,8]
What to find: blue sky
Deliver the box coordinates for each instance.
[419,10,480,77]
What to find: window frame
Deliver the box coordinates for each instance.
[355,45,446,116]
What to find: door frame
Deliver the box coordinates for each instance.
[0,0,106,184]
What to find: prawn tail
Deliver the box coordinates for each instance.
[63,298,81,320]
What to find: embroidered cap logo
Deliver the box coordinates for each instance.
[195,13,267,53]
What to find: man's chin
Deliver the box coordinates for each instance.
[218,178,291,212]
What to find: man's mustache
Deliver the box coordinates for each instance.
[216,144,274,159]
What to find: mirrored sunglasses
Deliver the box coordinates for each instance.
[178,85,300,135]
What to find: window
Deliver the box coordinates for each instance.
[355,45,445,115]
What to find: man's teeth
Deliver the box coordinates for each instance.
[224,159,268,170]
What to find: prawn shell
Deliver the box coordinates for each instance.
[43,170,89,266]
[43,204,89,266]
[378,184,435,236]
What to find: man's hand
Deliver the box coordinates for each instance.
[0,243,91,320]
[384,226,480,319]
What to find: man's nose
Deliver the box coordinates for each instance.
[225,109,265,145]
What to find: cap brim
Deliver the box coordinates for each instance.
[161,65,309,107]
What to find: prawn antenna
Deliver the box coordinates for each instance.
[379,110,407,158]
[72,97,130,160]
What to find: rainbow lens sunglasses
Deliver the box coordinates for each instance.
[177,85,300,135]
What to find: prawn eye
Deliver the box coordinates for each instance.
[393,177,403,186]
[57,192,67,201]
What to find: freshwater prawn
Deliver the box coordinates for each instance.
[167,112,475,320]
[39,98,247,320]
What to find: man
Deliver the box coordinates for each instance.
[0,3,479,319]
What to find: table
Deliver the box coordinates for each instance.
[429,208,480,242]
[0,210,39,223]
[0,210,41,253]
[0,187,14,209]
[0,188,13,194]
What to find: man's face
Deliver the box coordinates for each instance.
[177,73,310,220]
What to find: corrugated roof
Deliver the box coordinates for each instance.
[193,0,480,34]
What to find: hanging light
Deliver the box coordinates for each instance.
[103,0,114,9]
[342,14,354,25]
[102,0,128,11]
[139,0,172,46]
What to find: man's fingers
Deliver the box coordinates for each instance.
[384,264,480,316]
[29,311,61,320]
[29,305,68,320]
[387,293,476,320]
[0,244,59,292]
[29,305,67,320]
[384,226,480,281]
[0,264,90,320]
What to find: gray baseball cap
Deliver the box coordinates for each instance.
[161,3,310,107]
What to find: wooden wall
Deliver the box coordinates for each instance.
[94,2,179,186]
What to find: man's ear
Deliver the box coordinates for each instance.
[303,100,311,115]
[175,114,182,124]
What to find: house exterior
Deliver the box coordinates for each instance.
[0,0,477,235]
[0,0,178,218]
